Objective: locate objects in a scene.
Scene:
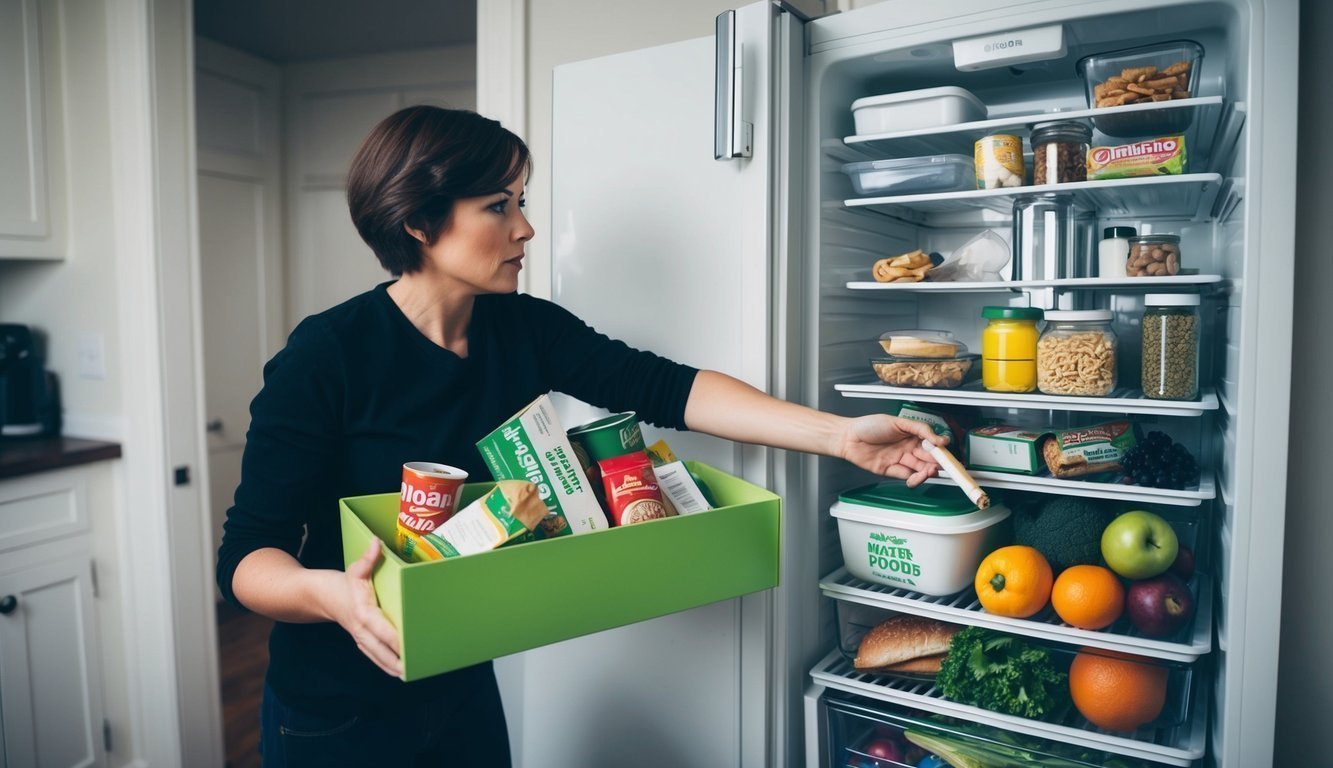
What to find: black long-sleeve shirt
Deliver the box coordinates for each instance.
[216,283,698,717]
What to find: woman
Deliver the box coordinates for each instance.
[216,105,944,767]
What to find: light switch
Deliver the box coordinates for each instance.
[77,333,107,380]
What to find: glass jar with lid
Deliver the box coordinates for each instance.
[1030,121,1092,185]
[981,307,1043,393]
[1142,293,1201,400]
[1127,233,1182,277]
[1037,310,1118,396]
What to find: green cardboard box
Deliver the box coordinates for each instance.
[340,462,781,682]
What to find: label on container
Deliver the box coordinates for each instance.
[865,530,921,587]
[1088,135,1186,179]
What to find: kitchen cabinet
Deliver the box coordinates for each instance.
[0,466,107,768]
[0,0,67,260]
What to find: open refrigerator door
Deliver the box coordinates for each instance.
[799,1,1297,767]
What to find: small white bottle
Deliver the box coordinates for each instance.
[1098,226,1136,279]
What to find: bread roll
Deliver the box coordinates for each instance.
[853,615,957,672]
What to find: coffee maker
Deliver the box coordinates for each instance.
[0,324,61,438]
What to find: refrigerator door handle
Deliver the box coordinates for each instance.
[714,9,752,160]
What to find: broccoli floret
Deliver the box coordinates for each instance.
[1011,495,1115,573]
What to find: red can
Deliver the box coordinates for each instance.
[398,462,468,534]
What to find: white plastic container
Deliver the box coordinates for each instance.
[832,482,1010,596]
[841,154,975,195]
[851,86,987,136]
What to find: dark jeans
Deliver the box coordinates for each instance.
[259,677,512,767]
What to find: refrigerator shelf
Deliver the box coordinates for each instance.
[844,173,1224,220]
[844,274,1225,292]
[921,470,1216,507]
[809,647,1208,767]
[836,382,1220,417]
[843,95,1231,168]
[819,566,1214,663]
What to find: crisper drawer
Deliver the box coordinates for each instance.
[819,690,1180,768]
[810,640,1207,767]
[340,462,780,682]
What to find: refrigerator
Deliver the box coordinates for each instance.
[527,1,1299,766]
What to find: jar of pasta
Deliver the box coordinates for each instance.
[981,307,1043,393]
[1037,310,1118,396]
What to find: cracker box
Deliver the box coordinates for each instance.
[476,394,608,537]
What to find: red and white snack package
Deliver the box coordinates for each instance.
[598,451,672,526]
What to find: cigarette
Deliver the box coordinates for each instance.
[921,439,990,509]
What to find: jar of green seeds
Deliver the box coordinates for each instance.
[1142,294,1200,400]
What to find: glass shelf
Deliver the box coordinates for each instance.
[922,471,1215,508]
[844,274,1225,292]
[836,382,1220,417]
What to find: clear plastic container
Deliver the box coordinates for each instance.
[981,306,1042,393]
[842,154,975,195]
[870,354,979,390]
[1142,294,1201,400]
[1127,233,1182,277]
[850,86,987,135]
[1011,193,1077,281]
[1077,40,1205,138]
[1030,121,1092,184]
[877,329,966,358]
[1037,309,1118,396]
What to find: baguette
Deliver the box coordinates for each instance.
[853,615,958,672]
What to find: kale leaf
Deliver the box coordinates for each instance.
[937,626,1069,719]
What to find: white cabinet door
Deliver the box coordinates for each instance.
[0,556,105,768]
[0,0,65,259]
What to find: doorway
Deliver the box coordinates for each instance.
[191,2,477,764]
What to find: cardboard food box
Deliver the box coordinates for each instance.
[967,424,1046,474]
[340,462,781,681]
[475,394,608,538]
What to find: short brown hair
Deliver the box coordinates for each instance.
[346,106,532,275]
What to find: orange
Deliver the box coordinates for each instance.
[974,545,1053,618]
[1069,650,1168,732]
[1051,565,1125,630]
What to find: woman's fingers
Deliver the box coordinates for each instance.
[346,539,380,581]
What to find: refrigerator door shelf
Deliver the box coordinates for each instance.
[836,382,1221,417]
[920,469,1216,508]
[809,647,1208,766]
[844,172,1225,220]
[845,273,1225,291]
[819,566,1213,663]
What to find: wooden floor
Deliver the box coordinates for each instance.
[217,601,273,768]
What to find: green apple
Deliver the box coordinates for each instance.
[1101,510,1179,579]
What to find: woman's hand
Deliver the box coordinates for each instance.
[333,540,404,678]
[836,414,947,487]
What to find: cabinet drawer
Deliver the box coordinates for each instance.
[0,469,88,554]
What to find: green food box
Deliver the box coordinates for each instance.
[339,462,781,682]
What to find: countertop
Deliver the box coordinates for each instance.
[0,436,123,480]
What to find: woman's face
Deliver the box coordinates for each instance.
[419,172,532,295]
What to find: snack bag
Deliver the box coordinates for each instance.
[1087,135,1186,180]
[397,480,546,561]
[599,451,672,525]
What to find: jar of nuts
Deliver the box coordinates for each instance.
[1127,233,1182,277]
[1142,294,1200,400]
[1037,310,1118,397]
[1030,121,1092,185]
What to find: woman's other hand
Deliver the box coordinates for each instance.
[836,414,946,487]
[334,540,404,678]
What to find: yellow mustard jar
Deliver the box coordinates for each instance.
[981,306,1043,392]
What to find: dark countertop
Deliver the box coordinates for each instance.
[0,436,123,480]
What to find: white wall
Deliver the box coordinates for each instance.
[1274,0,1333,764]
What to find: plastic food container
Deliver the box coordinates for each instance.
[841,154,975,196]
[851,86,987,136]
[877,329,966,358]
[1127,233,1182,277]
[832,482,1010,596]
[1037,310,1118,396]
[1077,40,1204,138]
[871,354,979,389]
[1142,294,1201,400]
